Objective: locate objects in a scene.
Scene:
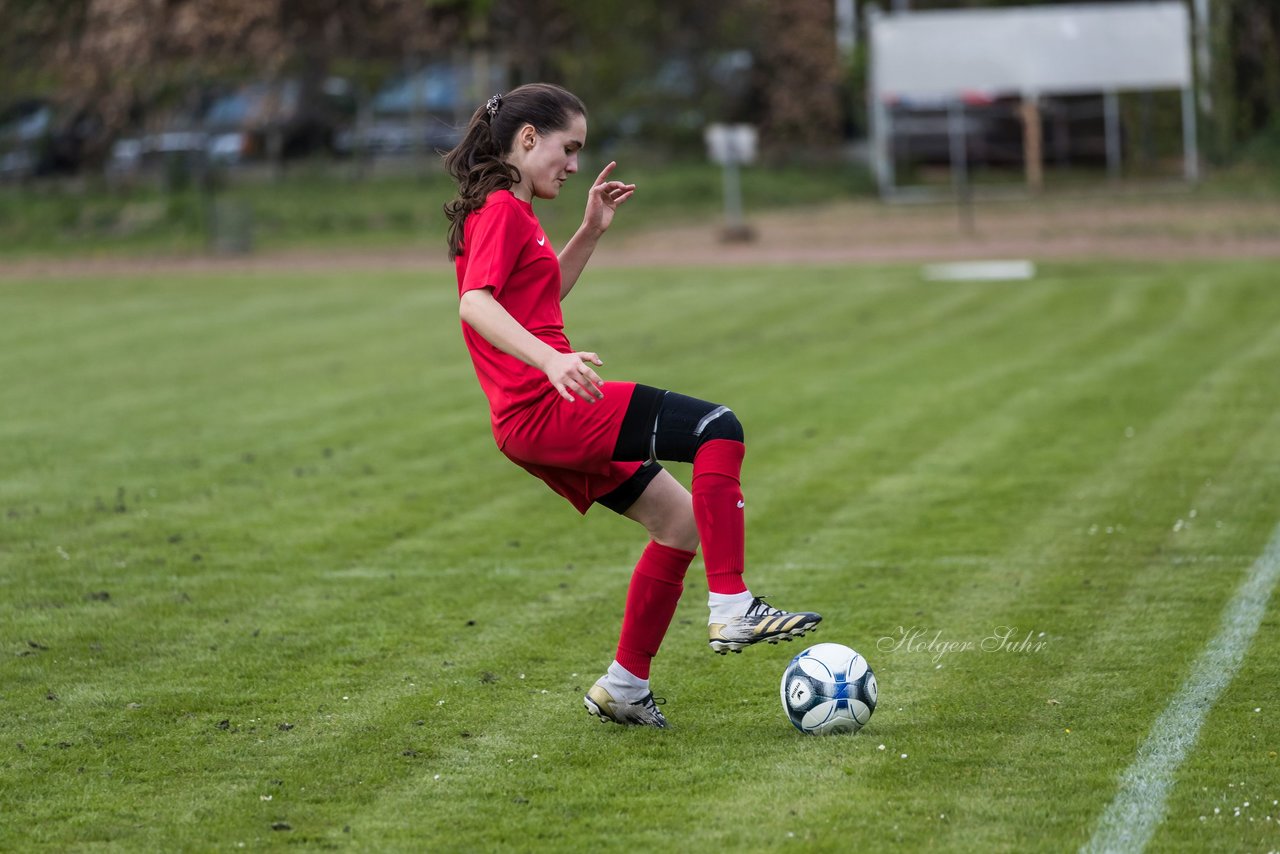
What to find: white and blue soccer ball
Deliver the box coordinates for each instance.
[780,643,877,735]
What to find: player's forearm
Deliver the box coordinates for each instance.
[458,289,560,372]
[557,224,604,300]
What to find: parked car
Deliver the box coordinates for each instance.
[336,62,505,157]
[106,130,207,178]
[603,51,754,148]
[0,98,93,180]
[107,77,354,176]
[335,116,462,156]
[203,77,354,165]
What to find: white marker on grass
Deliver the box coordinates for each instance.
[921,260,1036,282]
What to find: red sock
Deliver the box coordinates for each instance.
[692,439,748,595]
[615,541,696,679]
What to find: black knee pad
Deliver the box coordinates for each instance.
[611,389,747,468]
[655,396,742,461]
[697,406,743,444]
[612,386,744,465]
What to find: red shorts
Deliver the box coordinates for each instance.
[497,381,644,514]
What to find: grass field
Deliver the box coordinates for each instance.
[2,259,1278,851]
[0,159,874,259]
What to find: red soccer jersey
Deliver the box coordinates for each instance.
[456,190,571,440]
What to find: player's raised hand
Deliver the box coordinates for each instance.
[544,350,605,403]
[582,161,635,235]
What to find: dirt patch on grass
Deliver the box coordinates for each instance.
[3,192,1278,280]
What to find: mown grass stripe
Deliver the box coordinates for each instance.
[342,268,1238,849]
[5,261,1279,851]
[687,269,1280,849]
[884,319,1280,849]
[746,269,1163,463]
[725,277,1087,539]
[793,273,1209,565]
[1082,522,1280,854]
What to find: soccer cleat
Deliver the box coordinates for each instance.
[709,597,822,654]
[584,679,668,728]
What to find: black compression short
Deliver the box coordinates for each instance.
[611,384,743,464]
[595,384,743,514]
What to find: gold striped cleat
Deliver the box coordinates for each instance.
[584,680,669,728]
[709,597,822,654]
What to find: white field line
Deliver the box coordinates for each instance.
[1082,522,1280,854]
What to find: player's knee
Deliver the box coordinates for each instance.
[645,393,745,464]
[654,506,699,552]
[698,407,744,446]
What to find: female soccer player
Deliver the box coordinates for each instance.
[444,83,820,728]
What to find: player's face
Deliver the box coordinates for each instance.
[515,113,586,201]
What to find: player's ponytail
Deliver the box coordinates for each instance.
[442,83,586,260]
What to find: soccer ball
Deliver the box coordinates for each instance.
[780,643,878,735]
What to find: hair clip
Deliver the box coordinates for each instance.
[485,93,503,119]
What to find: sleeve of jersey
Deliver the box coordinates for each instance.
[460,201,529,299]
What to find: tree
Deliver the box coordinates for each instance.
[0,0,463,167]
[753,0,842,151]
[1211,0,1280,158]
[4,0,1277,170]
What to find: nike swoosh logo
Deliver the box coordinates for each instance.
[537,236,546,246]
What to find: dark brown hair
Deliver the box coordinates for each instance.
[442,83,586,260]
